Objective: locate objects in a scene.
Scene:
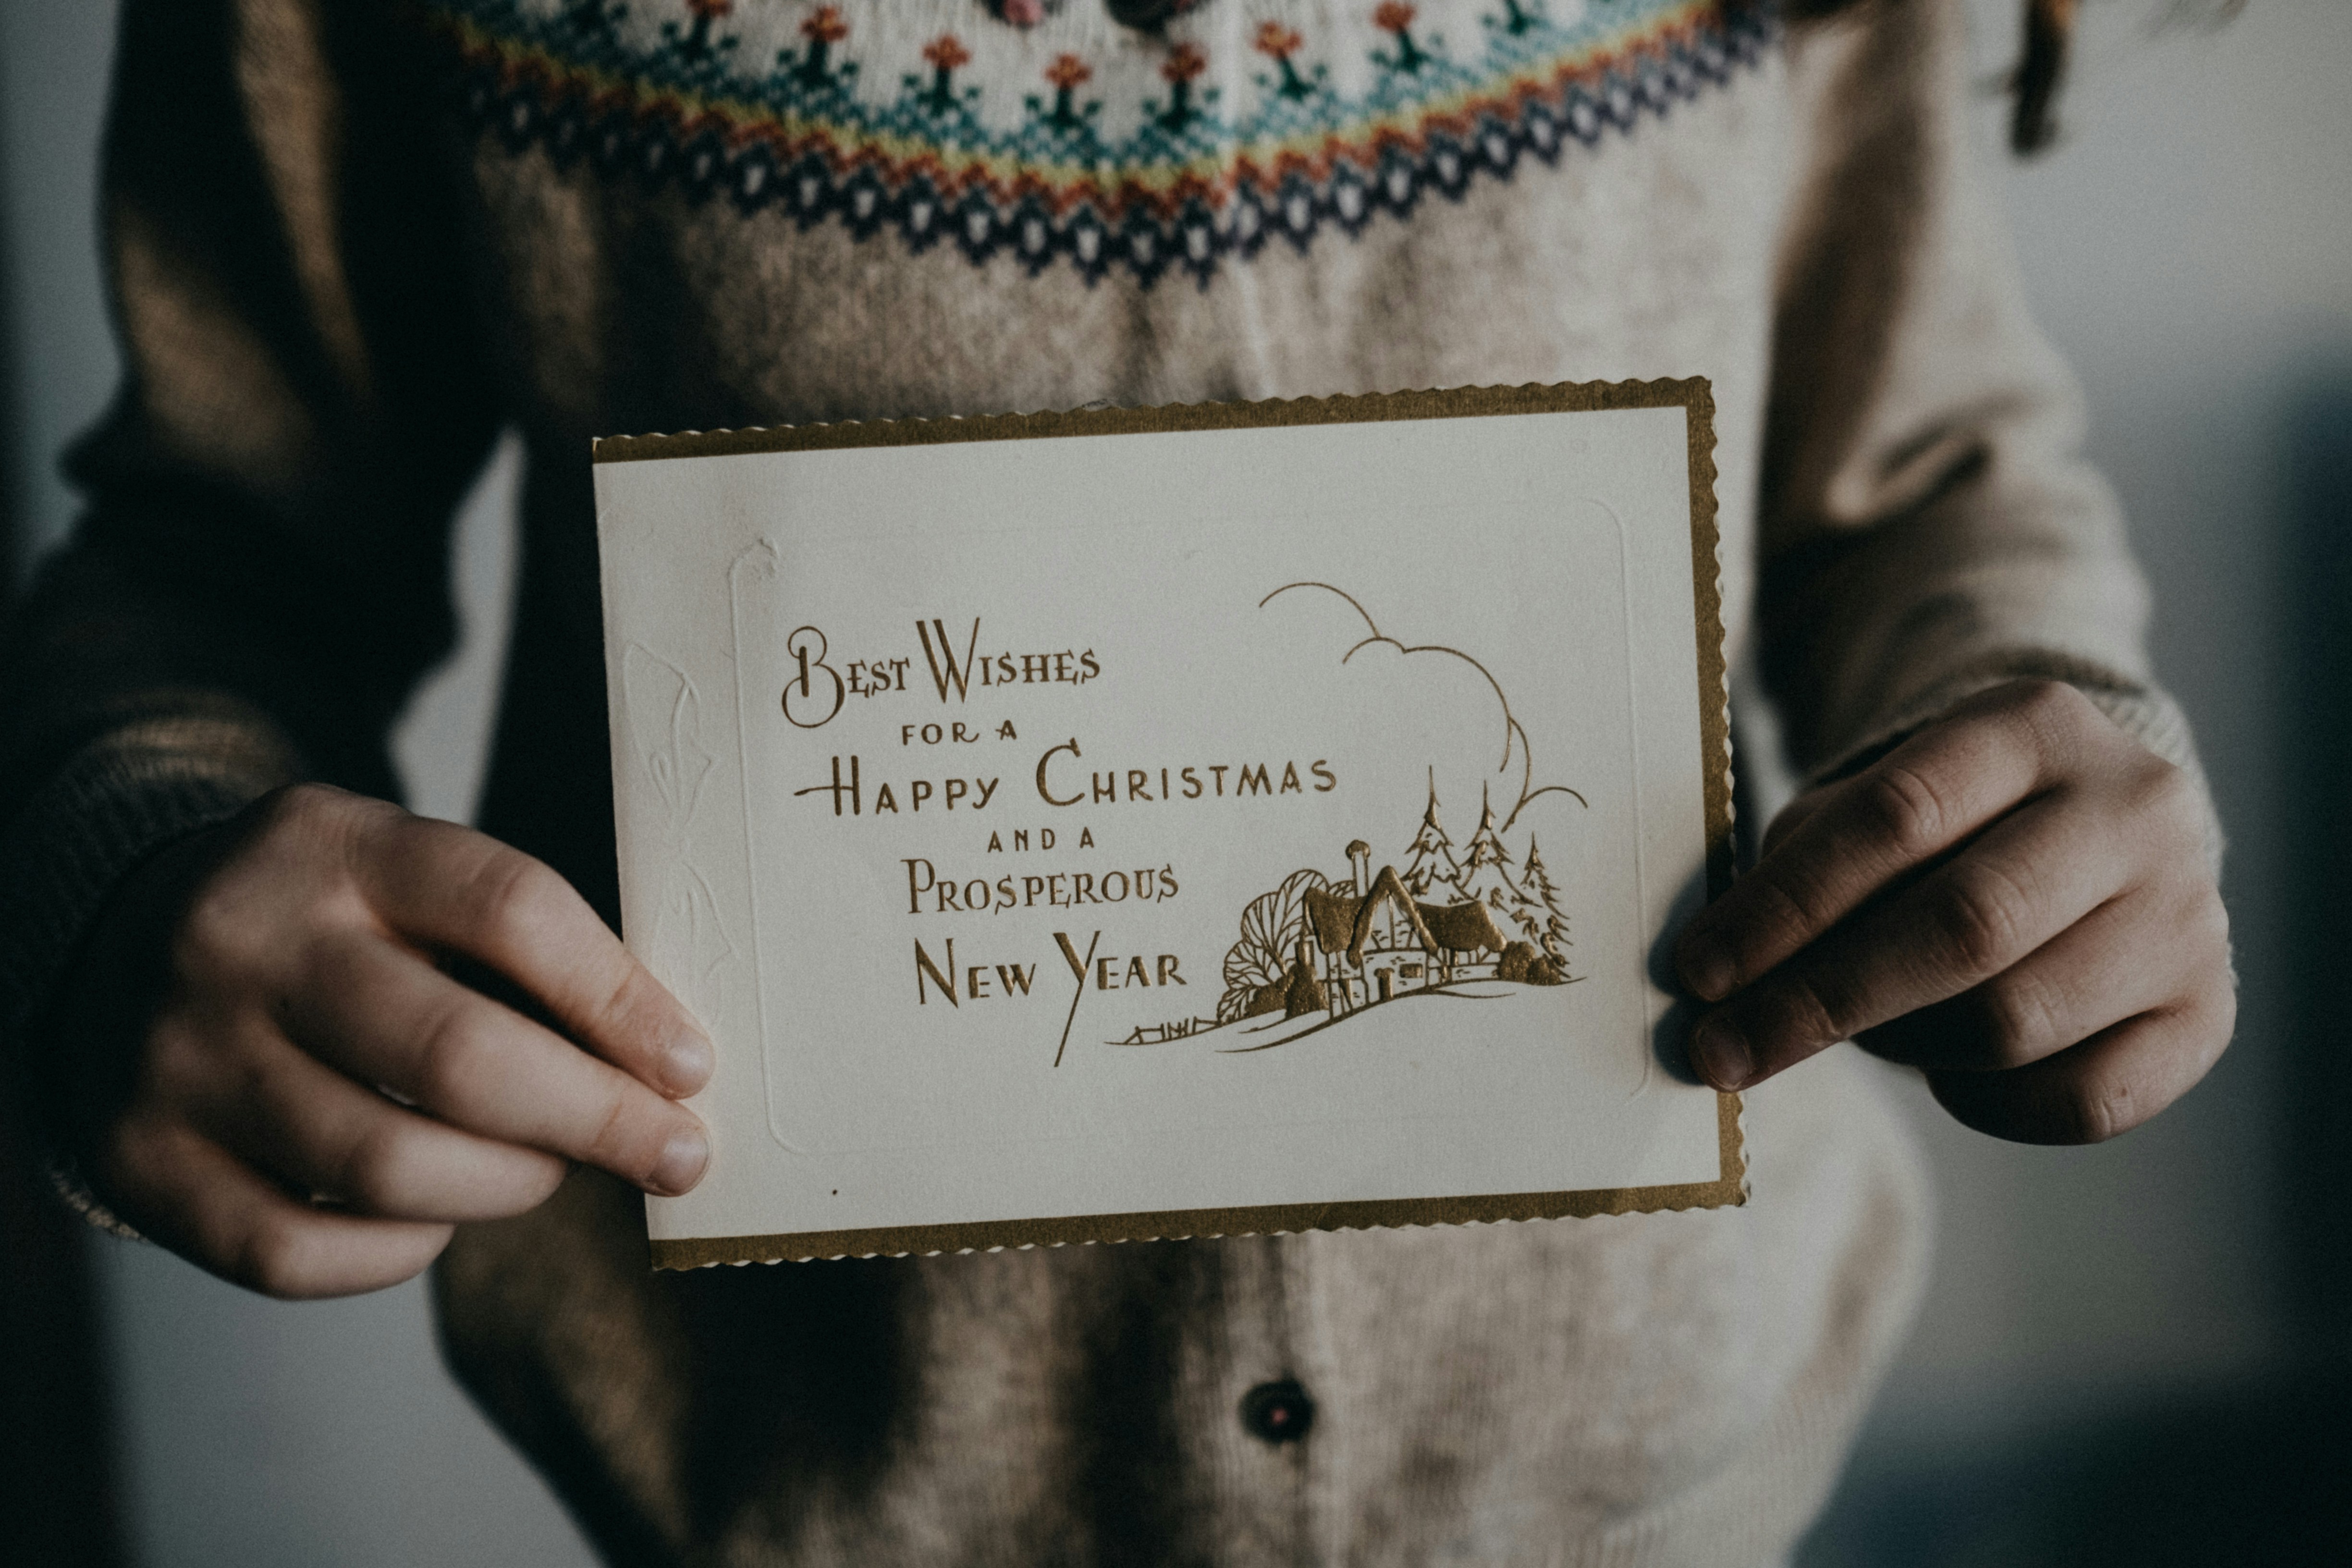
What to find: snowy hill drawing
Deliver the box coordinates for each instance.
[1155,977,1575,1058]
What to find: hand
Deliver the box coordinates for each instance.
[58,784,712,1298]
[1673,680,2233,1143]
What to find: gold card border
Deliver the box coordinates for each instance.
[601,380,1745,1270]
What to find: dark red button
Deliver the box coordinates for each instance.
[1239,1379,1315,1444]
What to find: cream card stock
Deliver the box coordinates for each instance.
[592,382,1740,1267]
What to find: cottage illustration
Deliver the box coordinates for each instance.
[1117,581,1587,1054]
[1213,773,1575,1034]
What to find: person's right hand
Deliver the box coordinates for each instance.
[55,784,712,1299]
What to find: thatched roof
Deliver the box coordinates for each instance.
[1302,866,1445,965]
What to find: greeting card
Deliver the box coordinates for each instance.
[593,381,1740,1266]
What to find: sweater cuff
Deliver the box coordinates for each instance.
[1806,649,2224,877]
[0,699,302,1237]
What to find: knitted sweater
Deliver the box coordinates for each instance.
[0,1,2207,1563]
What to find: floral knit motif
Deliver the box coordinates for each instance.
[428,0,1773,284]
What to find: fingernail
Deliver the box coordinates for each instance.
[648,1128,709,1195]
[1691,1015,1752,1090]
[1679,933,1737,1002]
[662,1032,715,1095]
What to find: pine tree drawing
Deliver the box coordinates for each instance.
[1402,773,1458,898]
[1519,835,1571,963]
[1453,785,1523,917]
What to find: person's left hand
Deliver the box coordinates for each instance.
[1672,679,2234,1142]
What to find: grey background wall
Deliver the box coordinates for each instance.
[2,2,2345,1562]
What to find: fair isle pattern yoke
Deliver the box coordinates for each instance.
[427,0,1773,284]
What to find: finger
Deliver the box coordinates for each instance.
[103,1116,452,1299]
[286,929,710,1196]
[178,1017,567,1222]
[1689,788,2128,1089]
[1677,693,2062,1002]
[355,814,712,1097]
[1757,778,1843,862]
[1857,887,2187,1072]
[1924,982,2237,1145]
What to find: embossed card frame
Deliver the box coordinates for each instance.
[593,380,1741,1269]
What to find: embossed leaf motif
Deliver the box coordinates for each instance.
[653,865,737,998]
[623,644,734,1013]
[624,644,714,837]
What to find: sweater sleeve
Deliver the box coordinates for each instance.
[1753,0,2216,859]
[0,0,499,1122]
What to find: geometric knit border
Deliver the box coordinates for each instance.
[427,0,1776,287]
